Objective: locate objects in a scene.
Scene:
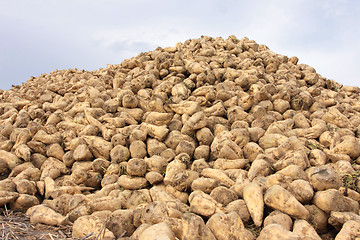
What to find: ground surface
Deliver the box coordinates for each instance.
[0,207,76,240]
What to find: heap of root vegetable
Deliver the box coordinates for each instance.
[1,35,360,240]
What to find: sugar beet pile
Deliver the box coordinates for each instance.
[1,36,360,240]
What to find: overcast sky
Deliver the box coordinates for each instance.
[0,0,359,90]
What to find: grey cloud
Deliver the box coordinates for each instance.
[107,40,157,53]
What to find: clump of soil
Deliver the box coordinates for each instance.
[1,35,360,239]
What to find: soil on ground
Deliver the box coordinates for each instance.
[0,207,76,240]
